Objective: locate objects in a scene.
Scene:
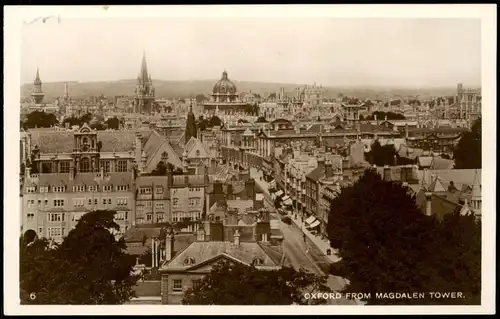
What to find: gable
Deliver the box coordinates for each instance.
[144,140,182,172]
[186,139,210,159]
[186,254,247,272]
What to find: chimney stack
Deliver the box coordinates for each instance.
[227,183,234,200]
[325,160,333,178]
[383,165,391,181]
[164,230,175,261]
[196,227,206,241]
[245,179,256,201]
[234,229,240,246]
[424,192,433,216]
[317,157,325,170]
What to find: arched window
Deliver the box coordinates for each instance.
[183,257,196,266]
[82,137,88,145]
[252,258,264,266]
[80,158,91,173]
[196,150,200,157]
[161,151,168,161]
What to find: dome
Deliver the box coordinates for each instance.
[212,70,237,95]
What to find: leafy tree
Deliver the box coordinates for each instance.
[20,210,138,304]
[366,140,397,166]
[453,118,481,169]
[256,116,267,123]
[105,117,121,130]
[150,161,168,176]
[327,170,481,305]
[210,116,222,127]
[21,111,59,129]
[182,261,330,305]
[90,121,106,130]
[195,94,207,103]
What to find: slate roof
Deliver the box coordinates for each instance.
[161,241,282,270]
[36,172,133,188]
[29,130,138,153]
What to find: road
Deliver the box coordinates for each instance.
[252,170,355,305]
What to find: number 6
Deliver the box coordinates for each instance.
[29,293,36,300]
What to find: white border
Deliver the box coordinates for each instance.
[4,5,496,315]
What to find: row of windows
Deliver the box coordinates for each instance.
[26,184,129,194]
[172,198,201,207]
[136,213,165,224]
[172,279,202,292]
[39,160,129,174]
[139,186,165,194]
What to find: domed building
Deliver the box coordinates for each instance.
[203,70,247,119]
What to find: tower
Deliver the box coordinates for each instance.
[133,51,155,114]
[185,99,197,144]
[31,68,45,104]
[64,81,69,103]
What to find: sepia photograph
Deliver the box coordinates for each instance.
[4,4,496,316]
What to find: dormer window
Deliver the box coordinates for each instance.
[183,257,196,266]
[26,186,36,193]
[252,258,264,266]
[88,185,98,192]
[73,185,85,192]
[53,186,66,193]
[103,185,112,192]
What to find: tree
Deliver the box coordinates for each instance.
[20,210,139,304]
[256,116,267,123]
[327,170,481,305]
[366,140,397,166]
[105,117,120,130]
[182,261,330,305]
[21,111,59,129]
[209,116,222,127]
[453,118,481,169]
[195,94,207,103]
[150,161,168,176]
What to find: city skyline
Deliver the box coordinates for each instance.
[21,18,481,88]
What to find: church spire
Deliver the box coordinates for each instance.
[32,67,44,104]
[34,67,41,85]
[140,51,149,82]
[185,97,197,144]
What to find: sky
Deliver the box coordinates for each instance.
[21,17,481,87]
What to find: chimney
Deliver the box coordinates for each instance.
[317,157,325,169]
[164,230,175,261]
[233,229,240,246]
[383,165,391,181]
[227,183,234,200]
[167,166,173,187]
[424,192,433,216]
[100,165,104,180]
[69,165,75,181]
[204,169,209,185]
[196,227,206,241]
[135,133,142,164]
[325,160,333,178]
[245,179,256,200]
[25,166,31,179]
[404,123,409,139]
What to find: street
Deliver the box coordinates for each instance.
[251,168,356,305]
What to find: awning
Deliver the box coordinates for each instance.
[275,190,284,197]
[305,216,316,225]
[309,220,321,229]
[283,198,293,206]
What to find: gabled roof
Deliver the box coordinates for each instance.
[160,241,282,271]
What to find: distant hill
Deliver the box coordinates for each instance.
[21,79,458,101]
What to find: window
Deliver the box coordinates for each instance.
[192,279,202,289]
[117,185,128,191]
[27,199,35,208]
[184,257,196,266]
[88,185,98,192]
[172,279,183,292]
[59,161,70,173]
[136,217,144,225]
[53,186,65,193]
[161,151,168,161]
[53,200,65,207]
[94,199,98,205]
[146,214,152,222]
[115,211,129,220]
[155,202,164,209]
[117,160,128,172]
[155,186,164,194]
[26,186,36,193]
[117,198,128,206]
[41,162,52,173]
[145,201,152,207]
[40,186,48,193]
[137,206,144,214]
[48,213,64,222]
[156,213,164,223]
[48,227,62,238]
[253,258,264,266]
[73,185,85,192]
[27,213,35,221]
[88,198,92,206]
[80,158,91,173]
[140,187,152,194]
[102,161,110,173]
[102,198,107,205]
[72,212,85,222]
[103,185,112,192]
[173,198,179,207]
[196,150,200,157]
[73,198,84,207]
